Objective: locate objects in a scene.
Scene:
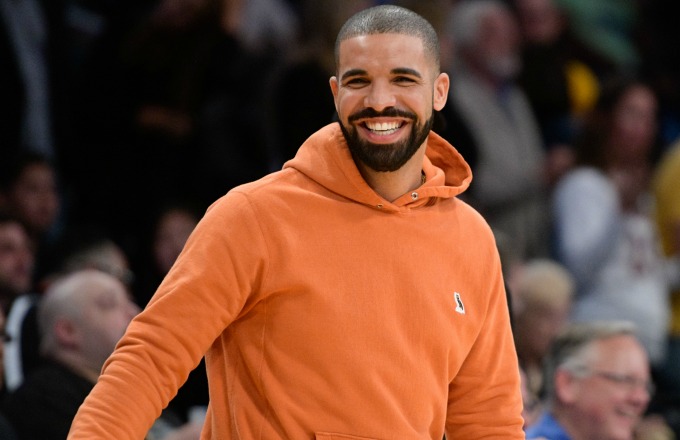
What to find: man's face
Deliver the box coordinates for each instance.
[476,9,521,80]
[153,209,197,274]
[0,222,34,297]
[8,162,60,234]
[330,33,448,172]
[562,336,652,440]
[79,276,140,370]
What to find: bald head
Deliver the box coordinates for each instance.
[39,269,139,380]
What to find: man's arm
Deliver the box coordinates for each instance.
[68,192,268,439]
[444,244,524,438]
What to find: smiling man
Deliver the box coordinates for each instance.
[527,321,654,440]
[68,5,524,439]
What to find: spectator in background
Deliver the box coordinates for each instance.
[0,152,61,243]
[263,0,372,168]
[510,258,575,398]
[0,152,63,286]
[551,77,671,369]
[0,308,18,438]
[525,320,668,440]
[512,0,600,186]
[1,269,200,440]
[0,211,39,394]
[0,212,34,316]
[134,201,201,308]
[651,138,680,424]
[3,230,133,394]
[438,0,550,261]
[1,269,139,439]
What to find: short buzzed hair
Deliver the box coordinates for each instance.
[335,5,441,72]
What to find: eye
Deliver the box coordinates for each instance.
[344,77,369,87]
[394,76,417,85]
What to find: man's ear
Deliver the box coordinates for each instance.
[554,369,580,404]
[329,76,339,110]
[433,72,449,111]
[54,319,79,348]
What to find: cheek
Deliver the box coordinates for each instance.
[580,388,620,419]
[336,93,361,119]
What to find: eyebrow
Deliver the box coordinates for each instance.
[340,67,423,82]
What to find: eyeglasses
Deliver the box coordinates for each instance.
[587,370,655,395]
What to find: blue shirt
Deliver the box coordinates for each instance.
[525,412,572,440]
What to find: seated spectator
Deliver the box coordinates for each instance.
[0,152,61,243]
[651,138,680,428]
[526,320,670,440]
[0,211,38,393]
[0,308,17,438]
[133,200,201,308]
[1,269,140,439]
[0,211,34,315]
[513,0,600,185]
[1,269,201,440]
[438,0,550,261]
[0,152,63,287]
[511,258,575,398]
[3,230,134,392]
[552,77,670,367]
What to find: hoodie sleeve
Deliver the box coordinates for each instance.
[444,239,525,438]
[67,191,269,439]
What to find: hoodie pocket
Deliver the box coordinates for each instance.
[315,433,382,440]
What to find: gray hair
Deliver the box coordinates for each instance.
[335,4,441,72]
[541,320,639,402]
[446,0,510,49]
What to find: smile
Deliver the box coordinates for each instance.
[363,121,405,136]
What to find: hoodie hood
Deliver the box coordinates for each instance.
[283,123,472,212]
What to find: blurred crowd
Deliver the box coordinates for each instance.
[2,0,680,439]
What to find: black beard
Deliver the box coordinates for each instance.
[339,107,434,172]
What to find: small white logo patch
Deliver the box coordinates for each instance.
[454,292,465,314]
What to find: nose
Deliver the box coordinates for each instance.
[628,382,652,408]
[364,79,397,112]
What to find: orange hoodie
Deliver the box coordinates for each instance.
[68,123,524,439]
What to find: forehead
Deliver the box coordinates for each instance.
[589,336,648,370]
[618,86,656,110]
[337,33,431,74]
[86,278,126,304]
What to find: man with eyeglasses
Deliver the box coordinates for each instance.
[526,320,669,440]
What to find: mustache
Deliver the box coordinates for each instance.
[348,107,417,123]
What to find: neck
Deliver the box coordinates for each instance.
[552,405,594,440]
[357,144,427,202]
[52,352,100,384]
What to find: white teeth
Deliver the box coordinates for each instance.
[365,121,401,134]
